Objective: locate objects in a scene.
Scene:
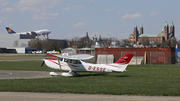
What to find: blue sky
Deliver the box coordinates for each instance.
[0,0,180,40]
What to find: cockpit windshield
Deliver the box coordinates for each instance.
[64,59,81,64]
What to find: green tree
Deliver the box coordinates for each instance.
[140,36,149,46]
[28,38,42,50]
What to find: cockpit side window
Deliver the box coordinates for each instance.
[59,58,63,61]
[64,59,68,62]
[72,60,81,64]
[78,60,82,64]
[81,60,87,63]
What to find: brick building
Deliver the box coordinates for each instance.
[129,22,175,44]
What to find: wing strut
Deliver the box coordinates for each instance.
[57,58,62,70]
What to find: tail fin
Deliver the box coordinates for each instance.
[5,27,16,34]
[115,53,134,64]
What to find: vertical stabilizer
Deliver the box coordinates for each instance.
[5,27,16,34]
[114,53,134,64]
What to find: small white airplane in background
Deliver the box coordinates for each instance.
[5,27,51,36]
[41,53,134,76]
[47,50,59,54]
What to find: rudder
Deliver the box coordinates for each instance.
[5,27,16,34]
[114,53,134,64]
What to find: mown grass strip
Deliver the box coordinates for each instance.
[0,61,180,96]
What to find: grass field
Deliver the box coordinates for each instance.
[0,54,180,96]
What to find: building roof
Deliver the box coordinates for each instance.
[171,22,174,27]
[140,25,143,28]
[139,33,164,37]
[77,48,94,51]
[129,34,134,37]
[169,33,173,37]
[162,28,164,31]
[94,35,97,38]
[134,24,137,28]
[165,21,168,26]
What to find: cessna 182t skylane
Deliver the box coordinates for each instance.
[42,53,134,76]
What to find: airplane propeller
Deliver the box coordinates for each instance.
[41,59,45,67]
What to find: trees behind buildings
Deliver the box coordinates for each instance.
[140,36,150,46]
[28,38,65,51]
[69,36,93,48]
[28,36,179,50]
[139,36,177,48]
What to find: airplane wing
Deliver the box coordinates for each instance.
[46,54,94,60]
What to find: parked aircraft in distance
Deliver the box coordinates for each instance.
[5,27,51,36]
[47,50,60,54]
[41,53,134,76]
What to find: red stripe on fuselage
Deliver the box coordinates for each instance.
[45,58,59,65]
[105,64,122,68]
[70,64,78,67]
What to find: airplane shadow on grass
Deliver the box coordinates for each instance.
[73,72,109,77]
[72,73,131,78]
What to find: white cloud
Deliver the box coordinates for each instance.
[150,11,159,17]
[116,10,122,15]
[177,25,180,28]
[122,13,142,19]
[62,4,84,10]
[0,0,9,6]
[74,22,87,27]
[0,20,2,23]
[104,9,112,12]
[1,7,14,12]
[33,13,58,20]
[17,0,62,12]
[6,23,13,27]
[41,23,47,26]
[60,24,64,27]
[88,0,95,3]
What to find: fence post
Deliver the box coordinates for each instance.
[178,52,179,67]
[136,49,137,66]
[164,50,166,66]
[178,54,179,67]
[150,50,151,66]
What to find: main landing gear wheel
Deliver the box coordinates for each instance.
[49,72,59,76]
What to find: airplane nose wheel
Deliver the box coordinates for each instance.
[49,70,59,76]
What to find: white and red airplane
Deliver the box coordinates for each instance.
[41,53,134,76]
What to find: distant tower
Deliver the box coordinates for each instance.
[170,22,175,37]
[164,21,169,41]
[133,24,139,43]
[86,32,89,38]
[140,25,143,34]
[99,35,102,42]
[92,34,97,42]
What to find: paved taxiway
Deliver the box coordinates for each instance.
[0,92,180,101]
[0,70,53,79]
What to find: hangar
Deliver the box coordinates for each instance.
[0,47,37,53]
[0,34,36,53]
